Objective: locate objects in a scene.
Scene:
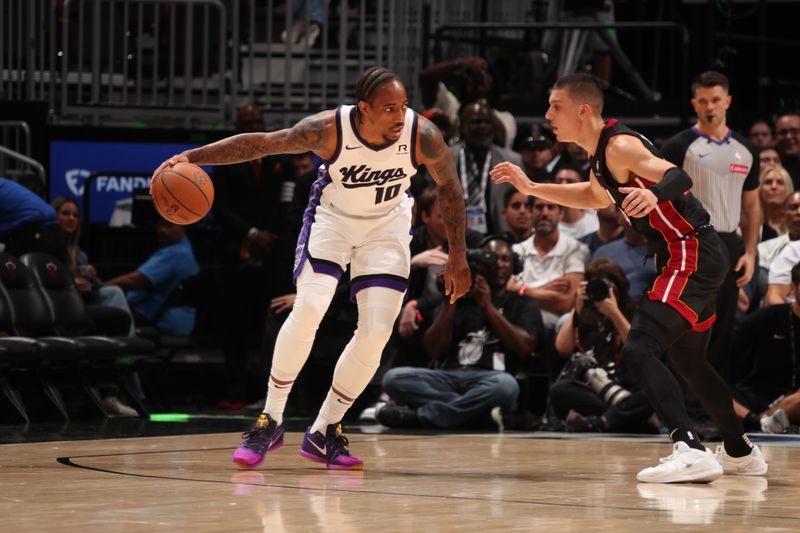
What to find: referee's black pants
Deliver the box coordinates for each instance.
[707,231,745,381]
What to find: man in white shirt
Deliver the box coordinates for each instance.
[507,196,590,331]
[554,166,599,239]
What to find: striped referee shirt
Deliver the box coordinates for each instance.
[661,127,758,233]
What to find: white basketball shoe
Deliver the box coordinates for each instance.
[636,442,723,483]
[714,443,768,476]
[760,408,790,434]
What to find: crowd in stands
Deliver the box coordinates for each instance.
[2,57,799,436]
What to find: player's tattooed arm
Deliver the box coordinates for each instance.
[417,118,466,252]
[417,116,470,303]
[181,111,336,165]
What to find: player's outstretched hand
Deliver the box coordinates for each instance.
[619,186,658,218]
[443,251,471,304]
[150,153,189,195]
[489,162,534,196]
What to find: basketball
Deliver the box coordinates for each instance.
[151,162,214,225]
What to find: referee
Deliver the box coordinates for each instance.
[661,71,760,379]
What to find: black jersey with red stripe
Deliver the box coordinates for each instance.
[589,119,711,249]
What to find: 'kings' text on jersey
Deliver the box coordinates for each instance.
[315,104,419,218]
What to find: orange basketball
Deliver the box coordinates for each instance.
[151,162,214,225]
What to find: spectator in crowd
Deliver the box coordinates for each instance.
[376,236,542,429]
[451,99,521,234]
[550,258,655,433]
[281,0,327,48]
[748,119,775,149]
[775,112,800,188]
[759,146,782,174]
[421,108,453,144]
[284,151,322,237]
[579,203,624,255]
[729,262,800,434]
[105,218,200,337]
[212,103,296,409]
[759,165,794,241]
[501,188,534,244]
[593,222,656,302]
[50,196,141,416]
[0,177,67,263]
[758,191,800,283]
[419,56,517,149]
[396,187,484,366]
[765,193,800,306]
[661,71,759,379]
[541,0,616,82]
[554,166,599,239]
[515,128,556,183]
[51,197,135,335]
[507,197,590,332]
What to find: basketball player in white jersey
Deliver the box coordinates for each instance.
[151,67,471,470]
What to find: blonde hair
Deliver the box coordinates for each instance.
[50,196,81,273]
[759,165,794,234]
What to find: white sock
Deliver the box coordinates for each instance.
[263,376,294,425]
[310,388,352,434]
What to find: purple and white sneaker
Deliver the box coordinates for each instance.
[300,423,364,470]
[232,413,284,468]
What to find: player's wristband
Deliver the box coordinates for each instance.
[648,167,693,203]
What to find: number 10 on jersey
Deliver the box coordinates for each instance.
[375,184,402,204]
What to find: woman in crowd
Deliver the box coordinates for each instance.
[758,165,794,241]
[52,197,135,336]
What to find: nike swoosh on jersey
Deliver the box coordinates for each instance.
[345,145,362,150]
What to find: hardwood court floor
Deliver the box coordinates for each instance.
[1,431,798,532]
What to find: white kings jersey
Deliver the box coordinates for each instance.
[319,104,419,217]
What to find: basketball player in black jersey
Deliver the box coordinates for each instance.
[490,74,767,483]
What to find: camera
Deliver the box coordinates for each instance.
[436,248,497,293]
[557,353,631,406]
[557,353,597,383]
[466,248,497,277]
[585,367,631,406]
[585,277,614,302]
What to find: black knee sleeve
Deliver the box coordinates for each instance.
[621,330,664,373]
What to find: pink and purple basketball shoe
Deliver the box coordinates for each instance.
[300,423,364,470]
[232,413,285,468]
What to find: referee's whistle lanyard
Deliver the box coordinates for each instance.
[458,148,492,202]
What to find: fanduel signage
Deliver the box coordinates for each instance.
[50,140,203,224]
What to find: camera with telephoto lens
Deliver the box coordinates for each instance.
[557,353,631,406]
[585,367,631,406]
[585,277,614,302]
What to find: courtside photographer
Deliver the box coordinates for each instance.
[549,258,656,433]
